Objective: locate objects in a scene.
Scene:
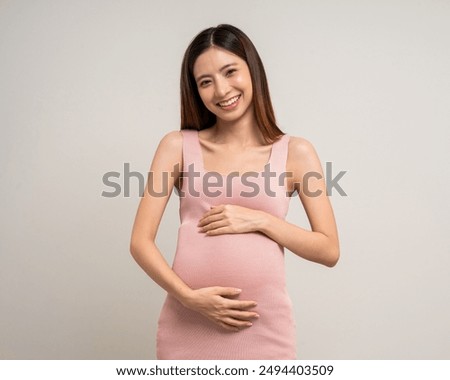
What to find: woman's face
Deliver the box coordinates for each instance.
[193,46,254,124]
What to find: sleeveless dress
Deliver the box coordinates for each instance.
[156,129,296,359]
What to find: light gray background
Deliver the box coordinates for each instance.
[1,0,449,359]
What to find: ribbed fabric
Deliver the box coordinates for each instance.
[156,129,296,359]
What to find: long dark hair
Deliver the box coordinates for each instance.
[180,24,284,144]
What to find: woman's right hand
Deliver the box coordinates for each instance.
[181,287,259,332]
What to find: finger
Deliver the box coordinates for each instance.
[198,207,219,221]
[226,299,258,310]
[202,220,229,232]
[226,309,260,321]
[198,214,223,227]
[202,205,223,217]
[198,211,212,223]
[209,205,227,216]
[213,287,242,297]
[222,317,253,328]
[205,226,232,235]
[218,321,239,332]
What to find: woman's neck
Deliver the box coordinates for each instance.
[211,113,264,147]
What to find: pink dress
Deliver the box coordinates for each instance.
[156,129,296,359]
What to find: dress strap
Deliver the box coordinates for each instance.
[180,129,202,173]
[270,134,290,174]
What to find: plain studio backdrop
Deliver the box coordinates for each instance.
[1,0,449,359]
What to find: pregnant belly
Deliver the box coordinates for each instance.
[172,225,286,291]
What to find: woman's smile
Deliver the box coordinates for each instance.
[217,94,241,109]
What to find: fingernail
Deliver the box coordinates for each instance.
[254,314,260,318]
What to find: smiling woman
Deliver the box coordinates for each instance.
[193,48,253,120]
[130,24,340,360]
[180,24,281,143]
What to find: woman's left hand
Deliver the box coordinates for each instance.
[198,204,266,235]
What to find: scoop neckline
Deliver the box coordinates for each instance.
[195,130,282,177]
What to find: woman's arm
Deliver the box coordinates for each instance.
[258,136,340,267]
[130,131,192,300]
[130,131,258,331]
[197,137,340,267]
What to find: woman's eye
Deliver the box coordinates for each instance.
[226,69,236,76]
[199,80,211,87]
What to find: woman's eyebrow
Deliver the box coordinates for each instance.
[195,63,238,83]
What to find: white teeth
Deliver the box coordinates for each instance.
[218,95,240,107]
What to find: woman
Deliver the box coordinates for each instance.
[130,24,340,359]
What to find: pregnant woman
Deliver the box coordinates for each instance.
[130,24,340,359]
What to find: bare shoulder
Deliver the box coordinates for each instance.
[158,130,183,150]
[156,130,183,159]
[288,135,317,158]
[150,130,183,173]
[287,135,323,177]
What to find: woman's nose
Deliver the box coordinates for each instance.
[214,77,230,99]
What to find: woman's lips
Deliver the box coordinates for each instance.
[217,94,241,108]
